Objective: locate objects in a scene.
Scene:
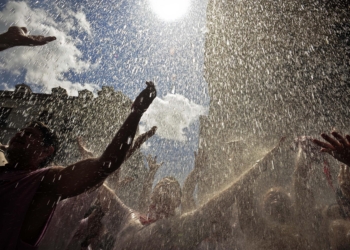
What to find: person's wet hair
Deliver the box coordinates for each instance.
[26,120,59,167]
[262,187,292,223]
[152,176,182,211]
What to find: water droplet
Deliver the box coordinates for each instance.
[127,137,132,144]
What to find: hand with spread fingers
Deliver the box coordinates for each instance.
[0,26,56,51]
[146,155,163,173]
[338,165,350,200]
[312,132,350,166]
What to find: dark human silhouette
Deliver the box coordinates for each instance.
[0,26,56,51]
[0,82,156,249]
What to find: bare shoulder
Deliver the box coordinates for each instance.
[37,166,65,194]
[45,165,65,179]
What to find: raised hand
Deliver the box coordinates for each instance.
[125,126,157,160]
[313,132,350,166]
[338,165,350,200]
[131,81,156,113]
[146,155,163,173]
[0,26,56,51]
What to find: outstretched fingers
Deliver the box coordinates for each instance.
[312,139,334,152]
[346,135,350,144]
[313,132,350,166]
[27,35,56,45]
[5,26,56,46]
[321,133,344,149]
[332,132,350,148]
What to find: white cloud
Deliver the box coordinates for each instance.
[73,11,92,36]
[0,82,15,91]
[0,1,98,95]
[140,94,207,141]
[50,5,92,36]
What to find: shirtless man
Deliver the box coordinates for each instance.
[236,136,335,250]
[235,132,350,250]
[0,26,56,51]
[0,81,156,249]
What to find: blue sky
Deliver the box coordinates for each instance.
[0,0,209,183]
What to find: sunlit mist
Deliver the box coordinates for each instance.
[149,0,191,21]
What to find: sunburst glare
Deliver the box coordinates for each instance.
[149,0,191,21]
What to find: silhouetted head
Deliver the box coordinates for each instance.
[7,121,58,169]
[262,187,292,224]
[150,177,182,219]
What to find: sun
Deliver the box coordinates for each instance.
[149,0,191,21]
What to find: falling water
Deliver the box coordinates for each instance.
[0,0,349,249]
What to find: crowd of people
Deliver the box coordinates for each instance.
[0,26,350,250]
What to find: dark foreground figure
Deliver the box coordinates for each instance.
[0,26,56,51]
[0,82,156,249]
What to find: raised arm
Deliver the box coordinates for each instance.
[175,137,286,247]
[199,137,285,217]
[44,82,156,199]
[76,125,156,187]
[77,126,158,161]
[0,26,56,51]
[138,155,163,212]
[125,126,157,160]
[181,150,205,213]
[293,137,318,221]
